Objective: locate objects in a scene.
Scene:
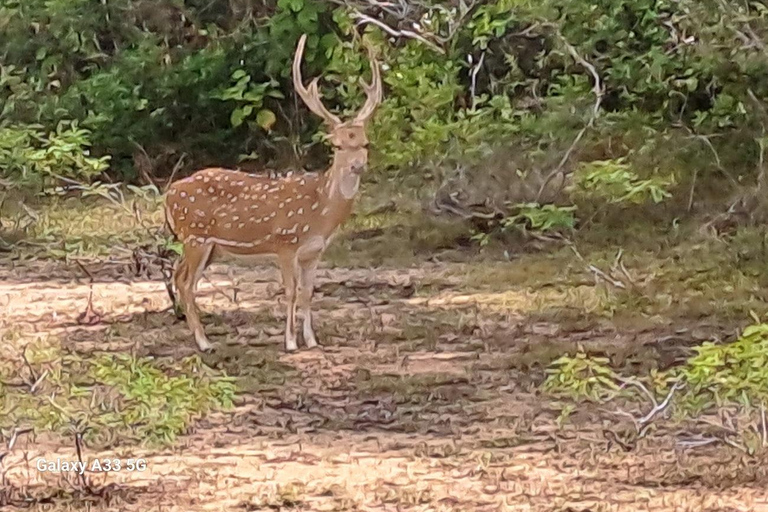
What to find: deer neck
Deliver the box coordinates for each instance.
[327,153,362,200]
[315,156,361,233]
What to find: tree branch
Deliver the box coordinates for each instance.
[536,29,604,201]
[351,12,445,54]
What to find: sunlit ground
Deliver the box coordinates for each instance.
[2,197,768,511]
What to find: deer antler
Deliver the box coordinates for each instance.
[293,34,342,127]
[353,41,383,124]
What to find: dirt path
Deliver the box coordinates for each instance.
[1,261,767,511]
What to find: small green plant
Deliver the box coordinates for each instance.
[555,403,576,428]
[502,203,577,233]
[571,159,674,205]
[676,323,768,414]
[542,351,620,401]
[470,230,492,247]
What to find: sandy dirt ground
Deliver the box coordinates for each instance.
[1,260,768,511]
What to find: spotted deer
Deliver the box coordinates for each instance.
[164,34,382,352]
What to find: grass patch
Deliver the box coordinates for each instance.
[326,212,471,267]
[201,345,298,393]
[450,228,768,327]
[3,189,472,267]
[2,193,164,260]
[0,339,237,448]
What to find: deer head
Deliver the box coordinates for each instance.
[292,34,382,184]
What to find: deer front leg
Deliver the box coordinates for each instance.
[174,243,214,352]
[296,236,326,349]
[278,254,299,352]
[298,257,320,348]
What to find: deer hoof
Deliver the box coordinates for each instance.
[195,333,214,352]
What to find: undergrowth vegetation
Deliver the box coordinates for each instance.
[543,321,768,451]
[1,0,767,247]
[0,336,236,448]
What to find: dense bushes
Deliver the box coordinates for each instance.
[1,0,767,230]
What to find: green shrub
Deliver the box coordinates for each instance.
[0,121,109,187]
[571,159,675,205]
[677,323,768,414]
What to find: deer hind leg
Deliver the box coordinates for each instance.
[278,253,299,352]
[170,257,188,320]
[174,242,215,352]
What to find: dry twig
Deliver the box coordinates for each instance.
[568,243,629,290]
[350,12,445,54]
[536,27,604,201]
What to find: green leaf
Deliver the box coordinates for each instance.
[256,109,277,131]
[298,8,318,28]
[231,107,246,127]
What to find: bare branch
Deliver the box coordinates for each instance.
[6,428,32,452]
[73,429,93,493]
[676,437,719,448]
[469,51,486,110]
[637,381,681,425]
[536,30,604,201]
[568,243,628,290]
[351,12,445,54]
[685,132,739,185]
[616,377,657,405]
[587,264,626,289]
[165,152,187,192]
[29,369,48,394]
